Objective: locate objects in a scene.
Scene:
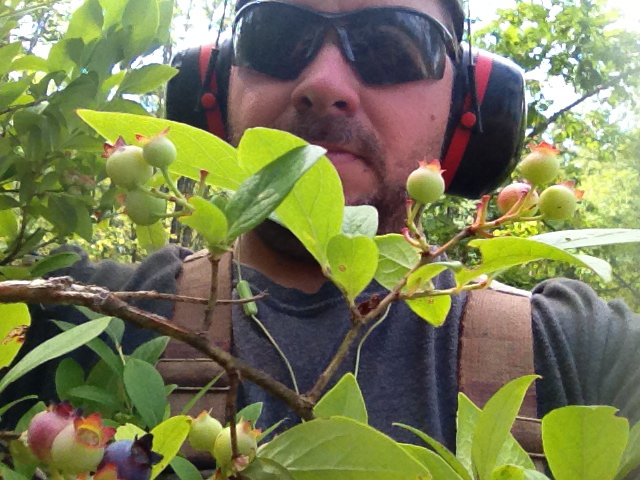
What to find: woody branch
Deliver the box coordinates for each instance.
[0,277,314,421]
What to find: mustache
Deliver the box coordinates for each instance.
[275,112,384,174]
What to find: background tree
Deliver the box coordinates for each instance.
[428,0,640,309]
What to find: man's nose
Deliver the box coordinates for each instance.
[291,42,361,116]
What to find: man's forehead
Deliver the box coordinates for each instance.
[239,0,449,24]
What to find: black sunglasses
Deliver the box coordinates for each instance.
[232,1,459,86]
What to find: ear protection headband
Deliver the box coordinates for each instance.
[166,41,526,199]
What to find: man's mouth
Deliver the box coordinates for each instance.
[325,150,363,167]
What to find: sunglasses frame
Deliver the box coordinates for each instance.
[232,0,460,85]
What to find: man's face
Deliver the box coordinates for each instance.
[227,0,455,234]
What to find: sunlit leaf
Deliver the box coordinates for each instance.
[150,415,192,479]
[374,234,421,291]
[225,144,325,241]
[0,303,30,368]
[543,406,628,480]
[314,373,368,424]
[456,237,612,286]
[326,234,378,304]
[259,416,429,479]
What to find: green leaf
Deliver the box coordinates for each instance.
[531,228,640,249]
[178,372,224,416]
[326,234,378,304]
[0,303,30,368]
[120,64,179,94]
[490,465,526,480]
[259,416,429,479]
[374,234,420,290]
[47,38,83,73]
[0,42,22,77]
[473,375,539,480]
[0,316,111,395]
[0,76,32,110]
[76,110,244,189]
[136,221,169,253]
[400,443,464,480]
[238,128,344,267]
[130,336,169,364]
[0,465,29,480]
[314,373,368,424]
[403,264,450,326]
[150,415,192,479]
[0,207,19,241]
[342,206,379,237]
[122,0,159,60]
[225,144,326,241]
[0,195,20,210]
[236,402,264,427]
[29,251,80,278]
[0,395,38,421]
[102,0,128,29]
[66,0,103,43]
[405,293,451,327]
[11,54,49,72]
[169,456,203,480]
[395,422,472,480]
[542,406,628,480]
[615,420,640,479]
[124,357,168,428]
[66,385,122,410]
[456,237,612,286]
[244,458,296,480]
[55,357,85,399]
[180,196,228,251]
[114,422,146,441]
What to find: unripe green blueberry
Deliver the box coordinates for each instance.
[518,142,560,186]
[125,189,167,226]
[496,182,539,216]
[106,145,153,190]
[539,184,579,221]
[49,413,115,475]
[188,411,223,453]
[142,135,177,168]
[212,422,258,469]
[406,160,445,204]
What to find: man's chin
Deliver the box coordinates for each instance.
[253,219,318,264]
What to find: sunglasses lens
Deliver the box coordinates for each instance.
[233,3,450,85]
[233,3,326,80]
[347,11,447,85]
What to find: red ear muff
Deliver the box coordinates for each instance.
[442,47,526,199]
[166,42,230,139]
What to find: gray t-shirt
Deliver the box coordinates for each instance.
[3,245,640,452]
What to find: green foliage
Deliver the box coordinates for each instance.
[0,0,177,270]
[0,316,111,396]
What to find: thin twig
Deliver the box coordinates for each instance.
[0,96,51,117]
[204,253,220,331]
[113,290,267,305]
[515,415,542,424]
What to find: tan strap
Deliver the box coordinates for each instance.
[459,287,543,457]
[157,250,234,468]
